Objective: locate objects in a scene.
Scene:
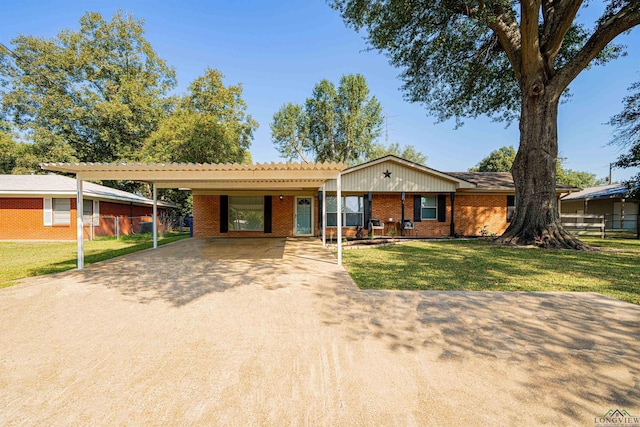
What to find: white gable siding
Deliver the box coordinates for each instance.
[324,160,457,193]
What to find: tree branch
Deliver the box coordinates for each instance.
[541,0,583,70]
[520,0,545,91]
[289,138,310,164]
[478,1,524,83]
[553,4,640,92]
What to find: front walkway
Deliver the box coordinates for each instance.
[1,238,639,425]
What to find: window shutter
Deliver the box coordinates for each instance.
[364,193,372,226]
[437,195,447,222]
[413,195,422,222]
[264,196,272,233]
[43,198,52,226]
[93,200,100,226]
[220,196,229,233]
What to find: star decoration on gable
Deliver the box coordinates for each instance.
[383,169,392,178]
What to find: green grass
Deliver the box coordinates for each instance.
[341,237,640,305]
[0,233,190,288]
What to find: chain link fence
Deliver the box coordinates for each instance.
[83,216,190,240]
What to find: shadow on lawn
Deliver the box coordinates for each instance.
[346,240,640,303]
[313,274,640,424]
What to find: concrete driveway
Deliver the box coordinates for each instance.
[1,238,639,425]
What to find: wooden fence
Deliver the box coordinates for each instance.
[560,214,605,238]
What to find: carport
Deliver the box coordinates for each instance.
[41,161,347,268]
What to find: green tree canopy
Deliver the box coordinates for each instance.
[609,80,640,199]
[142,68,257,164]
[271,74,383,164]
[367,142,428,165]
[469,146,517,172]
[470,145,603,188]
[332,1,640,248]
[0,11,176,169]
[0,129,18,174]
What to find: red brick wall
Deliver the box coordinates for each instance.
[0,197,166,240]
[193,194,296,238]
[315,193,452,238]
[0,197,77,240]
[192,193,511,239]
[454,194,509,236]
[193,195,218,237]
[94,202,160,237]
[403,193,451,237]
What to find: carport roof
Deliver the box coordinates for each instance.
[41,161,347,190]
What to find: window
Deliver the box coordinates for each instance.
[83,199,93,223]
[507,196,516,222]
[326,195,364,227]
[421,196,437,220]
[53,198,71,225]
[229,196,264,231]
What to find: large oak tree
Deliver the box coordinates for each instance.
[332,0,640,248]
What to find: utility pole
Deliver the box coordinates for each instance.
[385,112,399,142]
[609,163,615,184]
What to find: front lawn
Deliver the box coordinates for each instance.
[341,237,640,305]
[0,233,190,288]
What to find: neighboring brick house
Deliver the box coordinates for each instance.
[190,156,574,239]
[0,174,174,241]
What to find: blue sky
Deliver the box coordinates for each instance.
[2,0,639,181]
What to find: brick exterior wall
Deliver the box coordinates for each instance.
[191,192,512,239]
[0,197,164,241]
[313,192,511,238]
[93,202,158,237]
[404,193,452,237]
[193,195,218,237]
[454,194,509,236]
[192,194,297,238]
[0,197,77,240]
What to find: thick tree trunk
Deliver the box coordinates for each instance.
[498,91,587,249]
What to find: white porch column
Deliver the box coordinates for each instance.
[322,183,326,247]
[76,176,84,270]
[337,173,342,266]
[152,183,158,249]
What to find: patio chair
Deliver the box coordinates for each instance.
[402,220,417,237]
[368,219,384,236]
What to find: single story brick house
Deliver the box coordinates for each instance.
[561,183,639,231]
[40,157,575,268]
[192,155,575,239]
[0,174,174,241]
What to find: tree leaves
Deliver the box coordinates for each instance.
[271,74,383,164]
[367,142,428,164]
[142,69,257,164]
[0,11,176,167]
[610,80,640,199]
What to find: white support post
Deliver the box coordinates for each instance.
[322,184,326,247]
[76,177,84,270]
[337,173,342,266]
[152,183,158,249]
